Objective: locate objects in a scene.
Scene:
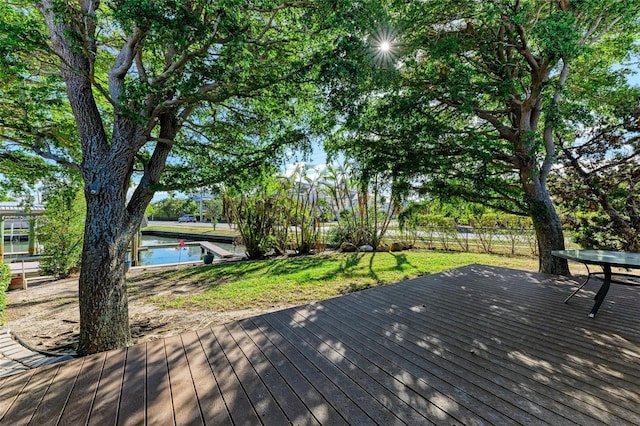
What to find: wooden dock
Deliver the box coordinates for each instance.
[0,264,639,424]
[199,241,237,258]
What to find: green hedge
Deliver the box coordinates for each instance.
[0,263,10,324]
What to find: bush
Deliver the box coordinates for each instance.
[225,191,276,259]
[0,263,10,324]
[37,178,85,277]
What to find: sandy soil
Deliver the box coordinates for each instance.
[5,266,289,355]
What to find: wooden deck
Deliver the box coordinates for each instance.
[0,330,72,378]
[0,264,639,425]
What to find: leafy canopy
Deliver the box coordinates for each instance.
[324,0,640,215]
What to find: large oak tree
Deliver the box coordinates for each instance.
[1,0,336,354]
[324,0,639,274]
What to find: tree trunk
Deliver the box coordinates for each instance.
[521,170,570,276]
[77,179,133,355]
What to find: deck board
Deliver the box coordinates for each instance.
[180,331,233,425]
[355,288,636,421]
[237,319,348,425]
[0,364,59,424]
[117,342,147,426]
[226,322,321,425]
[87,348,126,426]
[368,277,640,422]
[214,323,292,424]
[0,369,35,420]
[269,308,435,425]
[165,334,203,425]
[57,353,107,425]
[318,287,588,424]
[197,327,263,425]
[28,359,83,425]
[1,264,639,425]
[256,314,380,424]
[285,303,508,424]
[144,338,174,425]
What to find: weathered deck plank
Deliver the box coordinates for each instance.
[87,348,126,425]
[197,327,263,425]
[28,359,83,425]
[144,338,174,425]
[267,308,437,425]
[317,288,585,424]
[213,323,292,424]
[225,322,321,425]
[254,314,379,424]
[367,276,640,422]
[0,264,639,425]
[237,319,348,425]
[165,334,203,425]
[57,353,107,425]
[180,331,233,425]
[0,369,35,420]
[0,364,59,424]
[117,342,147,426]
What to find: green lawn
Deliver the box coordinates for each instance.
[139,250,538,312]
[144,225,238,236]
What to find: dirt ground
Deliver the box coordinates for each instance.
[5,266,289,355]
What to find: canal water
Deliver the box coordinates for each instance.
[4,236,243,266]
[136,237,242,266]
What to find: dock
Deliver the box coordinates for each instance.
[198,241,236,258]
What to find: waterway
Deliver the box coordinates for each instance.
[137,237,242,266]
[4,235,243,266]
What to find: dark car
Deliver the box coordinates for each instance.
[178,214,197,223]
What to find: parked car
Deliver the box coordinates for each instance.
[178,214,197,223]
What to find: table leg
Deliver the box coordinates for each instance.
[564,263,591,304]
[589,265,611,318]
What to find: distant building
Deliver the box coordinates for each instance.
[0,202,46,229]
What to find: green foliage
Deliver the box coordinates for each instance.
[204,198,223,229]
[1,0,345,353]
[531,12,582,58]
[322,163,396,248]
[0,263,10,324]
[224,186,276,260]
[552,96,640,251]
[321,0,638,273]
[37,177,85,278]
[151,195,198,220]
[284,165,325,255]
[563,211,624,251]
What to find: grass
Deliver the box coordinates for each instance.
[140,250,538,312]
[144,225,238,236]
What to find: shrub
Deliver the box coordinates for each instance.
[225,190,276,259]
[37,178,85,277]
[0,263,11,324]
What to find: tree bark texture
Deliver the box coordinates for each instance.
[515,134,570,276]
[520,172,571,275]
[39,0,154,354]
[78,186,132,354]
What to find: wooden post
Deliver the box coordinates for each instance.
[21,260,27,290]
[131,232,139,267]
[28,218,36,255]
[0,216,4,263]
